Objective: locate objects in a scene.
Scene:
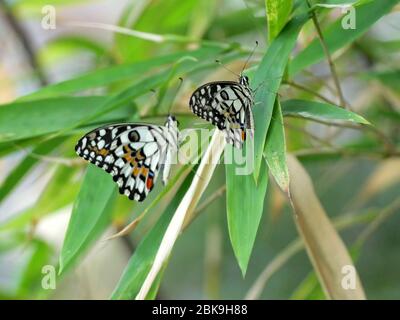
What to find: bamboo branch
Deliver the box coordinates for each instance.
[307,1,346,109]
[283,80,338,106]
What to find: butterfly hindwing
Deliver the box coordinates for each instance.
[75,120,178,202]
[189,79,254,148]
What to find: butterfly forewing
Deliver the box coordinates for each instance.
[75,120,178,202]
[189,78,254,148]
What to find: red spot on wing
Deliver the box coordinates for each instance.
[146,177,154,190]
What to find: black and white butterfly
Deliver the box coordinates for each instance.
[189,74,254,149]
[75,115,179,202]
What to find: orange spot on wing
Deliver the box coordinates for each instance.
[125,154,133,162]
[124,145,134,162]
[99,148,109,156]
[241,130,246,141]
[132,166,140,177]
[141,167,149,177]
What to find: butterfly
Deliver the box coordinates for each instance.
[189,74,254,149]
[75,115,179,202]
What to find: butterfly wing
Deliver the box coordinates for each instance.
[75,123,175,202]
[189,81,254,148]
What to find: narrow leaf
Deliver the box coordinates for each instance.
[253,13,308,180]
[22,46,223,101]
[226,158,269,276]
[264,100,289,193]
[281,99,370,124]
[59,165,116,274]
[0,96,130,143]
[265,0,293,41]
[287,154,366,299]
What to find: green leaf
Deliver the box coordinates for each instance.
[252,14,308,180]
[290,0,399,76]
[265,0,293,41]
[281,99,370,124]
[54,48,239,138]
[59,165,117,274]
[22,46,223,101]
[0,96,132,143]
[311,0,373,8]
[225,159,269,276]
[0,138,63,203]
[264,100,289,193]
[110,170,196,299]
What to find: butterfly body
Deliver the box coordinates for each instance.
[75,115,179,202]
[189,75,254,148]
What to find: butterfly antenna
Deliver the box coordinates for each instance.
[242,40,259,74]
[215,60,240,78]
[168,77,184,115]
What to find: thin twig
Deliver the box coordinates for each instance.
[286,114,397,155]
[194,185,226,214]
[294,147,400,159]
[301,69,338,96]
[13,143,83,166]
[283,80,338,105]
[307,1,346,109]
[284,121,336,148]
[0,0,48,86]
[355,198,400,249]
[182,184,227,233]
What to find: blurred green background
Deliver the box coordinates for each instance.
[0,0,399,299]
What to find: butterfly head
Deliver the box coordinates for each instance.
[239,75,250,87]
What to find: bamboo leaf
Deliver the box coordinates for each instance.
[265,0,293,41]
[287,154,366,299]
[59,165,117,274]
[281,99,370,124]
[252,14,308,180]
[264,100,289,193]
[0,96,130,143]
[226,156,269,276]
[23,46,223,101]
